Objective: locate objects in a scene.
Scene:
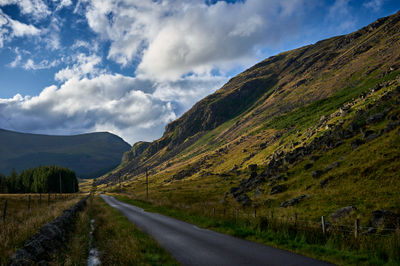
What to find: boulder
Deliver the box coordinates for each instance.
[312,170,324,179]
[280,194,308,208]
[325,162,339,172]
[248,164,258,173]
[366,113,385,124]
[351,138,365,150]
[235,193,253,207]
[304,163,313,170]
[270,185,286,195]
[330,206,357,221]
[370,210,400,229]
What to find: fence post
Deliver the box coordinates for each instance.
[254,208,257,219]
[39,193,42,208]
[28,195,31,212]
[354,219,359,239]
[212,208,215,217]
[2,199,7,222]
[48,193,50,205]
[321,216,326,234]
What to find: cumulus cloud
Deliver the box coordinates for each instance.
[0,73,226,143]
[55,53,103,81]
[84,0,306,80]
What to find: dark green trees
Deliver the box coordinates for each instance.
[0,166,79,193]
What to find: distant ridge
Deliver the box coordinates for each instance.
[0,128,131,178]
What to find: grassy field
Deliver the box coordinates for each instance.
[54,194,179,265]
[113,194,400,265]
[0,193,85,264]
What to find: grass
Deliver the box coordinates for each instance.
[55,195,179,265]
[0,193,85,265]
[114,194,400,265]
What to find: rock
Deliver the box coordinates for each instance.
[362,129,376,139]
[270,185,286,195]
[351,138,365,149]
[229,187,239,194]
[304,163,313,170]
[320,176,334,188]
[370,210,400,229]
[325,162,339,172]
[366,133,380,141]
[330,206,357,221]
[381,121,400,134]
[280,194,308,208]
[310,155,320,162]
[248,164,258,173]
[312,170,323,179]
[366,113,385,124]
[235,193,253,207]
[254,188,263,196]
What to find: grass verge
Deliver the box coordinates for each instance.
[114,194,400,266]
[56,195,179,265]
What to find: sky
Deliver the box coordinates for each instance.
[0,0,398,144]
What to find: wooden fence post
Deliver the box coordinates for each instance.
[321,216,326,234]
[2,199,7,222]
[48,193,50,206]
[28,195,31,212]
[212,208,215,217]
[254,208,257,219]
[39,193,42,208]
[354,219,359,239]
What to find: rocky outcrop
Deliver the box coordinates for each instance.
[330,206,357,221]
[10,198,87,265]
[370,210,400,229]
[280,195,308,208]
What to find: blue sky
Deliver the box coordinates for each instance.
[0,0,398,144]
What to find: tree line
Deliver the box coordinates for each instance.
[0,166,79,193]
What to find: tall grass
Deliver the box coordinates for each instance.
[0,193,85,264]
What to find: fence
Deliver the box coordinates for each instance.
[1,193,77,222]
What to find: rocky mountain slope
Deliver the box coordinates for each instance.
[0,129,131,178]
[99,11,400,224]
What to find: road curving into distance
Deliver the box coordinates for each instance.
[101,194,333,266]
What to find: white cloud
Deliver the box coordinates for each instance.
[0,10,41,47]
[0,73,225,143]
[84,0,306,79]
[0,0,50,20]
[326,0,355,32]
[363,0,385,12]
[55,53,102,81]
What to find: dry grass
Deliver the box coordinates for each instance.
[0,193,86,264]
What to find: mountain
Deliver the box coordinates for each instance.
[0,129,131,178]
[101,11,400,221]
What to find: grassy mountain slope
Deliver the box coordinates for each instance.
[99,11,400,224]
[0,129,131,178]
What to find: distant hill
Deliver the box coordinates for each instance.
[0,129,131,178]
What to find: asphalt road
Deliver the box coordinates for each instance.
[101,194,333,266]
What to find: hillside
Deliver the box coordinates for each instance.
[99,11,400,224]
[0,129,131,178]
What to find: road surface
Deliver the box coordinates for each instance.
[101,194,332,266]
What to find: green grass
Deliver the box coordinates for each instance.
[114,195,400,265]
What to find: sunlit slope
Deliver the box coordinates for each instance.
[100,11,400,220]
